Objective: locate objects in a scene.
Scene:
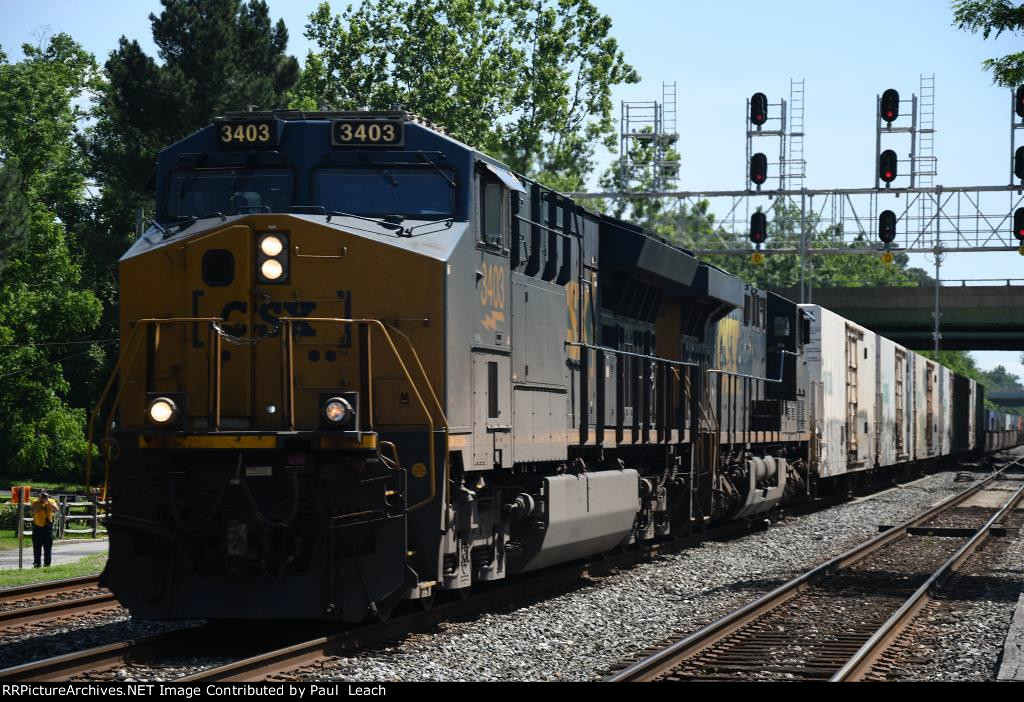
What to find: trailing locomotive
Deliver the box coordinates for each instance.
[97,111,1020,621]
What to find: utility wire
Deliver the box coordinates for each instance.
[0,341,118,381]
[0,339,117,349]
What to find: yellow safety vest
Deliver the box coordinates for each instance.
[32,498,57,528]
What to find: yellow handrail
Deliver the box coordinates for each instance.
[88,317,225,499]
[384,322,451,516]
[86,315,448,516]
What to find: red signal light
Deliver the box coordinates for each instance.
[750,152,768,186]
[750,92,768,127]
[879,150,898,184]
[881,89,900,123]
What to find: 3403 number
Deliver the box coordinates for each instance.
[331,120,403,147]
[218,121,275,146]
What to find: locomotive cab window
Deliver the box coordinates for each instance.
[477,172,506,248]
[315,166,455,218]
[164,168,293,219]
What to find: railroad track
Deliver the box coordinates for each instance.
[0,492,838,682]
[606,455,1024,682]
[0,453,1011,682]
[0,575,119,628]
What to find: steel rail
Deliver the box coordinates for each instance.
[0,592,118,628]
[0,575,100,604]
[606,454,1024,682]
[831,478,1024,681]
[179,495,857,683]
[0,625,208,681]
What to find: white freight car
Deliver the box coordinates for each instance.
[800,305,876,478]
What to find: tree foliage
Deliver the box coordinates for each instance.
[0,162,102,478]
[298,0,639,190]
[0,34,98,220]
[953,0,1024,87]
[87,0,301,215]
[624,197,931,290]
[977,364,1024,391]
[0,35,105,478]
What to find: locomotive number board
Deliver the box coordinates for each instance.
[331,119,404,147]
[216,120,278,148]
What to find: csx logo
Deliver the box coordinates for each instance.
[192,291,351,346]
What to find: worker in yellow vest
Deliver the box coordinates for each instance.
[31,490,58,568]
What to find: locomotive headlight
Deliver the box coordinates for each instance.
[147,397,177,424]
[322,396,354,426]
[255,232,288,284]
[259,235,284,257]
[260,258,284,280]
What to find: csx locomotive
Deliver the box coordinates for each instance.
[98,111,1021,621]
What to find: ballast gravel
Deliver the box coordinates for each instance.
[7,457,1020,682]
[288,467,1014,682]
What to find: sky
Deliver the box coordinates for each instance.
[1,0,1022,376]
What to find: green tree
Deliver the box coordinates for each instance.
[87,0,300,216]
[75,0,301,414]
[643,198,930,290]
[0,35,105,478]
[0,162,102,479]
[0,34,98,222]
[978,364,1024,391]
[953,0,1024,87]
[298,0,639,190]
[598,126,680,222]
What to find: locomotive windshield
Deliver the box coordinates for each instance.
[164,168,293,219]
[314,167,455,218]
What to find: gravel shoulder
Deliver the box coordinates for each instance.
[284,468,1005,682]
[5,457,1018,682]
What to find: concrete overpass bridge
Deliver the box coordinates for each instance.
[988,392,1024,407]
[769,282,1024,351]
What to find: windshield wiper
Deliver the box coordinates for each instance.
[326,210,405,234]
[413,152,456,189]
[356,153,399,186]
[405,218,455,235]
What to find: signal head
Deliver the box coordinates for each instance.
[1014,208,1024,241]
[1016,86,1024,120]
[879,149,898,184]
[878,209,897,243]
[1016,146,1024,181]
[749,211,767,245]
[750,152,768,186]
[750,92,768,127]
[881,89,900,123]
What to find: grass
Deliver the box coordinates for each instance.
[0,529,106,552]
[0,552,107,589]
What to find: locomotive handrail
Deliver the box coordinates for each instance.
[565,341,700,368]
[86,317,227,498]
[383,322,451,517]
[87,315,447,515]
[280,316,445,514]
[707,348,799,384]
